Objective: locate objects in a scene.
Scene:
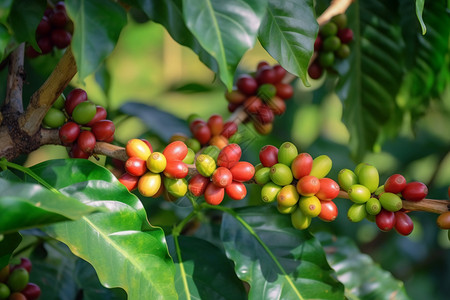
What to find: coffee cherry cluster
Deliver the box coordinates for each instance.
[0,258,41,300]
[338,166,427,235]
[41,88,116,158]
[255,142,339,230]
[308,14,354,79]
[225,62,293,135]
[184,114,239,151]
[26,1,73,58]
[190,143,255,205]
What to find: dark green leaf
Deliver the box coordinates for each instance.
[0,24,11,61]
[183,0,268,90]
[220,205,344,299]
[167,235,247,300]
[335,1,404,160]
[120,102,190,142]
[258,0,318,86]
[317,233,410,300]
[415,0,426,34]
[0,178,101,234]
[65,0,127,80]
[131,0,218,74]
[7,0,46,50]
[0,0,13,25]
[0,232,22,268]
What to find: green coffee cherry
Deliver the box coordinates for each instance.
[164,177,188,198]
[331,14,347,29]
[182,148,195,164]
[374,185,385,196]
[277,185,299,207]
[187,113,201,124]
[7,268,29,292]
[254,167,271,185]
[202,145,220,162]
[358,165,379,193]
[269,163,293,186]
[277,203,297,214]
[338,168,358,192]
[72,101,97,125]
[291,207,312,230]
[261,182,282,203]
[277,142,298,167]
[43,107,66,128]
[320,22,338,37]
[323,36,341,52]
[0,283,10,300]
[354,162,370,177]
[186,138,201,153]
[366,214,376,222]
[366,197,381,215]
[310,155,332,179]
[336,44,350,59]
[348,184,371,203]
[53,93,66,109]
[298,195,321,217]
[318,52,335,68]
[348,203,367,222]
[195,154,216,177]
[379,192,402,212]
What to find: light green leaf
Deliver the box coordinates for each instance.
[415,0,426,35]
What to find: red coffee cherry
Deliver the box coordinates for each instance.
[191,122,212,145]
[125,157,147,177]
[290,153,313,179]
[314,36,322,51]
[376,209,396,232]
[272,65,287,83]
[70,143,90,159]
[275,83,294,100]
[207,114,224,136]
[221,121,238,139]
[217,143,242,169]
[236,74,258,95]
[86,106,107,126]
[244,96,263,114]
[257,61,270,70]
[296,175,320,196]
[225,90,246,104]
[229,161,255,182]
[267,96,286,115]
[10,258,32,273]
[212,167,233,188]
[163,141,188,161]
[91,120,115,141]
[318,200,338,222]
[384,174,407,194]
[394,211,414,236]
[188,174,210,197]
[140,139,154,153]
[337,28,354,44]
[37,36,53,54]
[21,283,41,300]
[256,105,274,125]
[50,10,68,28]
[315,178,340,201]
[163,160,188,179]
[59,121,80,145]
[36,16,51,37]
[255,66,277,85]
[65,88,88,115]
[51,29,71,49]
[401,181,428,202]
[259,145,278,167]
[225,181,247,200]
[77,130,96,154]
[118,173,139,191]
[227,102,240,113]
[308,61,323,79]
[204,182,225,205]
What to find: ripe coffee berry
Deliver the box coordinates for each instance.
[259,145,278,167]
[401,181,428,201]
[384,174,407,194]
[163,141,188,161]
[212,167,233,188]
[225,181,246,200]
[65,89,88,115]
[236,74,258,95]
[376,209,396,232]
[59,122,80,145]
[229,161,255,182]
[394,211,414,236]
[125,157,147,177]
[77,130,96,154]
[296,175,320,196]
[204,182,225,205]
[118,173,139,191]
[217,144,242,169]
[91,120,115,141]
[188,174,210,197]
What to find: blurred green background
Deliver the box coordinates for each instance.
[13,18,450,300]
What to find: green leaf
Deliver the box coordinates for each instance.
[0,24,11,61]
[220,205,344,300]
[130,0,219,74]
[65,0,127,80]
[258,0,318,86]
[335,1,404,160]
[415,0,426,35]
[182,0,268,90]
[120,102,190,142]
[167,235,247,300]
[7,0,46,49]
[0,232,22,268]
[28,159,177,299]
[0,0,13,25]
[0,178,101,234]
[317,233,410,300]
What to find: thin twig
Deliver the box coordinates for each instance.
[317,0,354,26]
[4,43,25,114]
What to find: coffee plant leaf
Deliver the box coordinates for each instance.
[167,235,247,300]
[0,232,22,268]
[220,205,345,300]
[317,233,410,300]
[258,0,318,87]
[182,0,268,90]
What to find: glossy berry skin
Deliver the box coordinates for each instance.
[290,153,313,180]
[229,161,255,182]
[147,152,167,173]
[225,181,246,200]
[314,36,322,51]
[7,268,29,292]
[43,107,65,128]
[318,200,338,222]
[337,28,354,44]
[72,101,97,125]
[36,16,51,36]
[125,157,147,177]
[207,114,224,136]
[296,175,320,196]
[401,181,428,202]
[140,139,154,153]
[308,61,323,80]
[37,36,52,54]
[376,209,396,232]
[272,65,287,83]
[65,88,88,115]
[225,90,246,104]
[277,185,299,207]
[126,138,151,161]
[11,258,32,273]
[275,83,294,100]
[50,10,68,27]
[188,174,210,197]
[138,172,161,197]
[315,178,340,201]
[267,96,286,115]
[236,74,258,95]
[221,121,238,139]
[21,283,41,300]
[163,141,188,161]
[118,173,139,191]
[59,122,80,145]
[256,105,274,124]
[91,120,115,141]
[69,143,90,159]
[77,130,96,154]
[217,144,242,169]
[255,66,277,85]
[204,182,225,205]
[51,29,71,49]
[164,177,188,198]
[86,106,107,126]
[384,174,407,194]
[436,212,450,229]
[209,135,228,150]
[191,122,212,145]
[163,160,188,179]
[8,292,27,300]
[394,211,414,236]
[244,96,264,114]
[259,145,278,167]
[212,167,233,188]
